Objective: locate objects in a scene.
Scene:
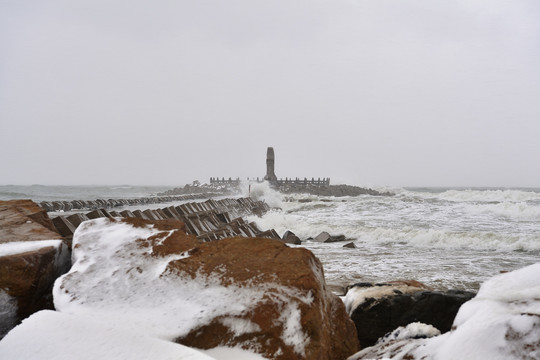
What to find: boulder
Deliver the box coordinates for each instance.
[344,281,475,348]
[54,217,359,360]
[0,200,71,339]
[0,240,71,339]
[282,230,302,245]
[343,242,356,249]
[347,264,540,360]
[0,200,64,245]
[314,231,346,243]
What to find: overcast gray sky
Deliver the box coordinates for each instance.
[1,0,539,187]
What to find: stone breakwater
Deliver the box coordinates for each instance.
[278,184,393,197]
[160,182,394,198]
[0,200,360,359]
[49,197,280,244]
[38,193,223,213]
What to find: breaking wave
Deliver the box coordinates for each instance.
[434,189,540,203]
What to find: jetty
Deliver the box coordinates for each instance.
[211,147,331,187]
[210,147,391,197]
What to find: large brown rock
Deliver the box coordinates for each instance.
[0,200,70,339]
[0,242,70,322]
[54,217,359,360]
[0,200,63,245]
[172,237,359,360]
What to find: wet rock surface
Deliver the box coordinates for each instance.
[282,230,302,245]
[313,231,347,243]
[344,281,475,348]
[347,264,540,360]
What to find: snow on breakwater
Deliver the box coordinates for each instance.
[247,187,540,292]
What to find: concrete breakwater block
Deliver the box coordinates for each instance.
[66,213,89,228]
[48,198,277,244]
[52,216,76,239]
[132,210,150,220]
[119,210,135,218]
[85,209,107,219]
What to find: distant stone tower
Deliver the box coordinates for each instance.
[264,147,278,183]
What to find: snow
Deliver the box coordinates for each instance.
[377,322,441,344]
[0,310,216,360]
[416,263,540,360]
[0,240,64,257]
[50,218,313,356]
[343,283,423,315]
[347,262,540,360]
[202,347,269,360]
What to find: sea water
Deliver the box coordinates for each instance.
[0,185,171,202]
[245,184,540,292]
[2,184,538,292]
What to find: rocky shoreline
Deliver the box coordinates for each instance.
[1,197,538,359]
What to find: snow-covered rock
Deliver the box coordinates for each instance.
[0,239,70,339]
[52,217,358,359]
[343,280,473,348]
[348,263,540,360]
[0,199,71,338]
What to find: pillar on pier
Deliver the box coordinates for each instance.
[264,147,278,183]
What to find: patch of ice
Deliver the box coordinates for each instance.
[0,240,63,257]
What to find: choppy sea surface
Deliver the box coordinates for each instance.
[0,185,171,202]
[2,184,539,292]
[246,185,540,292]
